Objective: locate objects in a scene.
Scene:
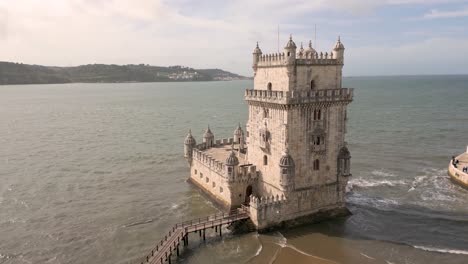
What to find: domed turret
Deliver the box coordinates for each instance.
[279,149,295,167]
[279,148,295,191]
[332,36,345,62]
[225,145,239,181]
[284,35,297,63]
[203,126,214,148]
[338,144,351,176]
[233,123,245,150]
[184,129,196,146]
[225,148,239,166]
[304,40,316,58]
[252,42,262,73]
[184,130,196,164]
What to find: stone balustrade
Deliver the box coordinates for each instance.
[245,88,353,105]
[257,52,340,67]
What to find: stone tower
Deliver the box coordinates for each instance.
[185,35,353,230]
[245,36,353,229]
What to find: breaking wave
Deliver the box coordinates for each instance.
[348,178,407,189]
[413,245,468,255]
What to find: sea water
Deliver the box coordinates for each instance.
[0,76,468,264]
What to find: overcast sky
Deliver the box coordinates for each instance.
[1,0,468,76]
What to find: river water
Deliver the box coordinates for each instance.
[1,76,468,264]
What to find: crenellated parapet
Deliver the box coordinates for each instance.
[232,165,259,183]
[192,148,226,173]
[249,194,286,209]
[248,194,288,228]
[245,88,353,105]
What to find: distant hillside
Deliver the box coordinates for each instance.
[0,62,249,85]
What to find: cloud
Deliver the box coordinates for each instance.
[346,37,468,75]
[423,7,468,19]
[0,0,467,76]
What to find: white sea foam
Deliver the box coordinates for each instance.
[349,178,407,188]
[413,245,468,255]
[360,253,375,260]
[253,243,263,256]
[274,231,287,248]
[371,169,396,177]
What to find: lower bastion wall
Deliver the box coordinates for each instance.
[249,181,348,230]
[189,138,260,208]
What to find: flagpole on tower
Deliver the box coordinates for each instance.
[277,25,280,53]
[314,24,317,50]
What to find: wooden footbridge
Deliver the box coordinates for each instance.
[138,206,250,264]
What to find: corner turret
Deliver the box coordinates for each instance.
[184,130,196,164]
[225,145,239,181]
[284,35,297,64]
[332,36,345,63]
[203,126,215,148]
[337,143,351,177]
[279,148,295,191]
[234,123,245,151]
[252,42,262,75]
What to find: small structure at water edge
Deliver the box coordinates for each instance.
[448,146,468,188]
[184,36,354,230]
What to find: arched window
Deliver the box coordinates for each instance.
[287,52,291,56]
[263,155,268,165]
[267,82,272,91]
[313,159,320,170]
[310,80,316,90]
[318,110,321,120]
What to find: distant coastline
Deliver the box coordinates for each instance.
[0,61,251,85]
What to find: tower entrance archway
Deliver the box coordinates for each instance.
[244,185,253,205]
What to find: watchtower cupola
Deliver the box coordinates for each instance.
[233,123,245,151]
[225,146,239,181]
[332,36,345,63]
[184,130,196,164]
[279,148,295,191]
[337,144,351,177]
[284,35,297,64]
[252,42,262,74]
[203,126,215,148]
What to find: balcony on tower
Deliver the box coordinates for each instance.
[244,88,353,105]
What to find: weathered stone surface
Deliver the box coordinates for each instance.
[184,36,353,229]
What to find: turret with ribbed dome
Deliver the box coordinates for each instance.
[226,147,239,166]
[184,130,196,164]
[332,36,345,63]
[284,35,297,64]
[225,144,240,182]
[279,148,295,191]
[233,123,245,151]
[203,126,214,148]
[252,42,262,74]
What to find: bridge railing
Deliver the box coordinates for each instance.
[140,206,250,264]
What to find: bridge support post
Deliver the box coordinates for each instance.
[176,245,180,256]
[199,230,201,237]
[219,225,222,236]
[168,254,172,264]
[203,229,206,241]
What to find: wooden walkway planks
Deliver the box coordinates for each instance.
[139,207,250,264]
